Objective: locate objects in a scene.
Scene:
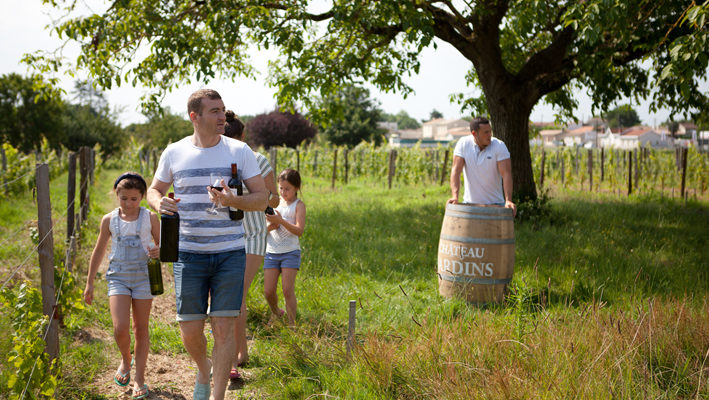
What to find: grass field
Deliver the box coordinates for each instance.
[1,167,707,399]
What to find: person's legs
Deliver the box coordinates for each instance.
[173,251,212,395]
[211,317,235,399]
[180,320,211,384]
[208,250,245,399]
[131,298,152,395]
[109,295,133,384]
[234,253,263,368]
[281,268,298,326]
[263,267,283,318]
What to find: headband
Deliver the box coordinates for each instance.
[114,173,147,190]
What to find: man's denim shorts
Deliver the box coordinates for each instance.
[263,250,301,270]
[173,249,245,322]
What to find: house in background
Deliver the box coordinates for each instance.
[562,125,597,147]
[599,126,673,149]
[387,118,470,147]
[539,129,563,147]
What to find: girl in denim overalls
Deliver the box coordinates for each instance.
[84,172,160,399]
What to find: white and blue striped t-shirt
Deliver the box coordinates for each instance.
[153,135,261,254]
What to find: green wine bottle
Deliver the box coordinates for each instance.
[148,258,164,295]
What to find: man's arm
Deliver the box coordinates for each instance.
[497,158,516,216]
[147,179,177,215]
[447,156,466,204]
[214,175,268,212]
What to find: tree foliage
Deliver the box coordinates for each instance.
[30,0,709,200]
[381,110,421,130]
[246,109,317,149]
[124,109,193,150]
[0,73,65,152]
[314,85,386,147]
[603,105,641,129]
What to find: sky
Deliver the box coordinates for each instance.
[0,0,695,128]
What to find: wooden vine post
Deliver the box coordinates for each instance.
[36,163,59,363]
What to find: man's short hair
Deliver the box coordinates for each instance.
[187,89,222,116]
[470,117,490,132]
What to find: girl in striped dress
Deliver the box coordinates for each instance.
[223,110,280,379]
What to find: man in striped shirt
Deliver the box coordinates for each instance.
[147,89,267,400]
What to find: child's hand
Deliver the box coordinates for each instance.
[147,245,160,259]
[265,210,282,225]
[84,284,94,305]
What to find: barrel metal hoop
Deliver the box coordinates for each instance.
[446,203,513,216]
[438,273,512,285]
[445,210,514,221]
[440,234,515,245]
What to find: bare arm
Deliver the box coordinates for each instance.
[147,178,178,215]
[497,158,516,216]
[84,214,111,305]
[266,201,306,237]
[264,171,280,208]
[447,155,466,204]
[147,211,160,259]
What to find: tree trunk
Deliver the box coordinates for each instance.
[488,102,537,202]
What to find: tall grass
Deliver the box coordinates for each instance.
[1,167,707,399]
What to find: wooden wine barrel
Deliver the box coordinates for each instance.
[437,203,515,304]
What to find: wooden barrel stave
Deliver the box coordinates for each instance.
[437,203,515,304]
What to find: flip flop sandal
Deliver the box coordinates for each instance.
[229,368,241,380]
[114,369,130,387]
[113,358,134,387]
[132,384,149,399]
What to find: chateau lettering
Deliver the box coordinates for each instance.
[438,242,485,260]
[438,258,494,277]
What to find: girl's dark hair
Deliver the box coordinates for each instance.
[114,172,147,196]
[224,110,245,140]
[278,168,301,190]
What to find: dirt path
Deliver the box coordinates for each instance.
[83,257,263,399]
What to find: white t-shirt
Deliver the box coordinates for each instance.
[453,136,510,205]
[153,135,261,254]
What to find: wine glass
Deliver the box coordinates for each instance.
[206,173,226,215]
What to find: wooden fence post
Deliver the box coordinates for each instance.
[600,147,605,182]
[680,148,688,200]
[296,149,300,173]
[347,300,356,359]
[561,153,565,185]
[36,163,59,363]
[633,149,639,192]
[440,149,449,186]
[434,150,440,183]
[67,152,77,241]
[388,149,397,189]
[79,147,90,222]
[343,149,349,184]
[540,149,546,189]
[627,150,633,196]
[1,146,7,197]
[574,146,579,176]
[313,151,319,176]
[331,149,338,190]
[588,149,593,191]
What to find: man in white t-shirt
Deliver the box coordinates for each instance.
[147,89,267,400]
[447,117,516,216]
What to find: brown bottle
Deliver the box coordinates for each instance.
[228,163,244,220]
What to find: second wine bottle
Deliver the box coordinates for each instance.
[228,163,244,220]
